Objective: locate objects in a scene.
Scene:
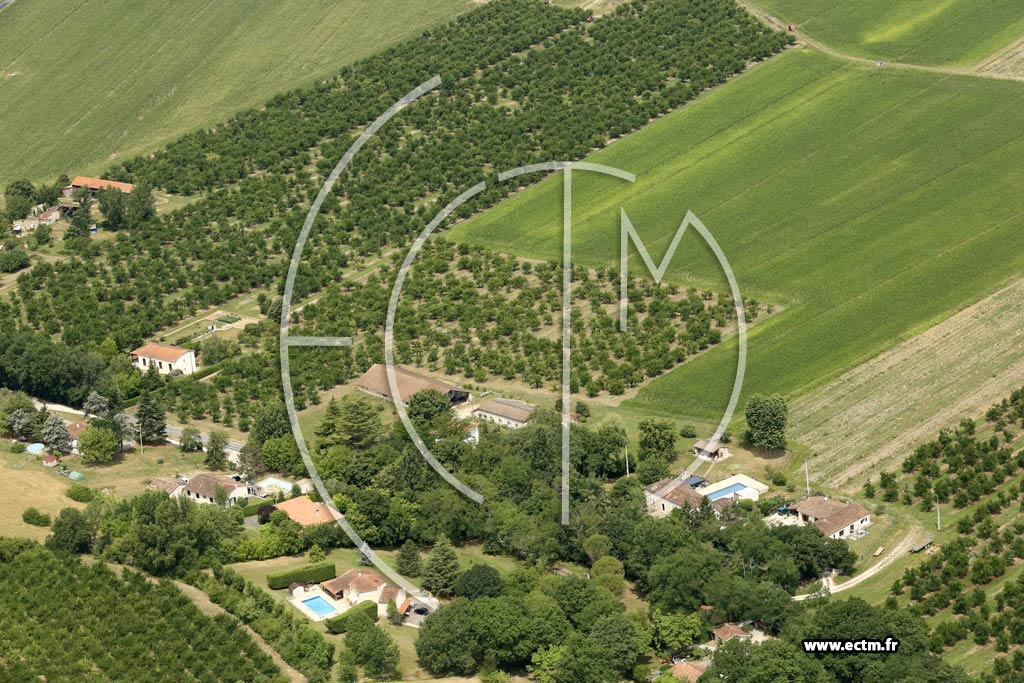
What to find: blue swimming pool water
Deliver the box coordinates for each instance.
[705,483,747,501]
[302,596,338,617]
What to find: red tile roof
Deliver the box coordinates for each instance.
[65,421,86,441]
[272,496,337,527]
[70,176,135,193]
[131,343,193,363]
[713,623,749,642]
[671,661,706,682]
[378,584,402,604]
[321,569,387,596]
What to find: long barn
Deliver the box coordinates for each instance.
[356,364,469,406]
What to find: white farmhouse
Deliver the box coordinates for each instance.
[320,569,408,617]
[178,473,254,507]
[131,343,197,375]
[472,398,535,429]
[792,496,871,540]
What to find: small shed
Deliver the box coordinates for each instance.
[683,475,708,488]
[26,443,45,455]
[69,471,87,482]
[42,455,59,468]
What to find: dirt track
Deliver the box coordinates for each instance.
[737,0,1024,83]
[792,278,1024,491]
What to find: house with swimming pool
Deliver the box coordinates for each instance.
[644,472,769,518]
[288,568,411,621]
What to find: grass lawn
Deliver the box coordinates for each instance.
[0,442,205,540]
[231,543,517,680]
[755,0,1024,67]
[451,49,1024,425]
[0,0,475,186]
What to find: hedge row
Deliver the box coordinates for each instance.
[266,560,336,590]
[240,497,274,517]
[325,600,378,634]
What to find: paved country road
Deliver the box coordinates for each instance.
[32,399,243,459]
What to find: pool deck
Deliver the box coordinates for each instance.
[287,586,350,622]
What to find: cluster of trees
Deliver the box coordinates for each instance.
[0,243,30,274]
[333,607,401,681]
[1,389,163,465]
[869,387,1024,510]
[701,598,971,683]
[193,565,335,682]
[0,0,789,422]
[0,330,136,407]
[2,178,63,222]
[283,240,754,404]
[0,539,285,683]
[235,509,347,562]
[418,569,645,682]
[745,393,789,451]
[46,490,241,576]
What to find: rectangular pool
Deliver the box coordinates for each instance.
[705,483,747,501]
[302,595,339,618]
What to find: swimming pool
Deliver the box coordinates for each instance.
[704,483,747,501]
[302,595,339,618]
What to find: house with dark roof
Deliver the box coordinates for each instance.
[472,398,535,429]
[355,364,469,406]
[793,496,871,540]
[131,343,197,375]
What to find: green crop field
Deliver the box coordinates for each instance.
[451,49,1024,422]
[755,0,1024,67]
[0,0,473,186]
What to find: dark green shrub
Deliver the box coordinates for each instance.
[65,484,96,503]
[22,507,51,526]
[266,560,336,590]
[325,600,378,634]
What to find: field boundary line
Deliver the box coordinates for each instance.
[737,0,1024,82]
